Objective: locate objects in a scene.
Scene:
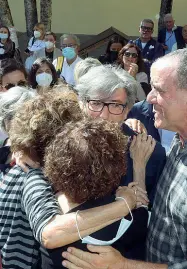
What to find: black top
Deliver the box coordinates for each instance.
[40,195,148,269]
[45,50,54,62]
[0,41,15,60]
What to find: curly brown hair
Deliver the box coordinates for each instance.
[10,89,83,165]
[118,43,146,73]
[44,119,128,204]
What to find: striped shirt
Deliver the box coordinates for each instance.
[0,166,61,269]
[147,134,187,268]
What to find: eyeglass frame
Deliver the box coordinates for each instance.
[87,100,128,115]
[123,51,138,58]
[140,25,153,32]
[61,43,77,49]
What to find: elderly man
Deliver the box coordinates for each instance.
[62,49,187,269]
[53,33,81,85]
[158,13,183,54]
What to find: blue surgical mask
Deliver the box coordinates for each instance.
[36,72,53,87]
[62,47,76,60]
[0,33,8,39]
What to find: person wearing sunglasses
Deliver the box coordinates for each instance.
[118,43,149,100]
[131,19,164,81]
[0,59,28,92]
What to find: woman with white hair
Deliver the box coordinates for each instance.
[0,86,36,175]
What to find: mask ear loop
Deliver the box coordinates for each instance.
[75,210,83,240]
[115,196,133,222]
[75,197,134,241]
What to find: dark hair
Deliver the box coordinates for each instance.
[44,118,128,204]
[0,26,11,41]
[29,57,58,89]
[45,31,57,41]
[0,59,27,84]
[140,19,154,28]
[118,43,146,73]
[105,35,126,55]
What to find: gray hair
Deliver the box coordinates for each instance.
[74,57,102,84]
[164,13,174,21]
[60,34,80,46]
[153,49,187,90]
[0,86,36,132]
[75,65,138,108]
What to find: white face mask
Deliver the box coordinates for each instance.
[34,30,41,39]
[0,33,8,39]
[0,48,5,54]
[76,197,133,246]
[45,41,54,49]
[36,72,53,87]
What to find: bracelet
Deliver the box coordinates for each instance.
[75,210,83,240]
[115,196,133,222]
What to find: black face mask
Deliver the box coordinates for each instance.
[109,50,119,63]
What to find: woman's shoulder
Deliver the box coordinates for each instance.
[136,72,148,83]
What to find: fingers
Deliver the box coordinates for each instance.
[62,258,83,269]
[63,247,96,266]
[87,245,113,254]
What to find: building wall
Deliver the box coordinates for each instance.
[8,0,187,37]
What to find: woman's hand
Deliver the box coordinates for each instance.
[128,182,149,207]
[115,186,136,210]
[62,245,126,269]
[14,151,40,172]
[125,119,147,134]
[128,63,139,78]
[130,134,156,167]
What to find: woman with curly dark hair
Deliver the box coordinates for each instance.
[29,57,58,92]
[41,118,149,269]
[118,43,150,97]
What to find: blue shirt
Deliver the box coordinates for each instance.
[165,30,177,54]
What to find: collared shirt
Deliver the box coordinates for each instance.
[165,30,177,54]
[61,56,81,86]
[147,134,187,269]
[0,166,60,269]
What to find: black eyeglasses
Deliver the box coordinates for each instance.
[123,52,138,58]
[87,100,127,115]
[3,81,27,90]
[140,26,153,32]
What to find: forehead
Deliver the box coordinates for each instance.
[103,88,127,103]
[2,70,26,86]
[37,63,51,71]
[0,27,8,32]
[164,17,173,22]
[45,34,55,40]
[183,26,187,31]
[110,43,122,48]
[141,22,153,28]
[62,37,76,44]
[126,47,137,53]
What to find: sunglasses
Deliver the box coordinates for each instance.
[3,80,27,90]
[140,26,153,32]
[123,52,138,58]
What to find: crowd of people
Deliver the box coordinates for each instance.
[0,12,187,269]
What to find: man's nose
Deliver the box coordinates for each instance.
[147,89,157,104]
[99,105,109,120]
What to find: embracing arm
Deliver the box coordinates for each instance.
[22,168,136,249]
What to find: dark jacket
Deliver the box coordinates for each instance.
[120,122,166,208]
[128,100,160,142]
[133,38,164,80]
[158,26,185,50]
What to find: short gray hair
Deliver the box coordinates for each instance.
[153,49,187,90]
[140,19,154,28]
[74,57,101,84]
[164,13,174,21]
[0,86,36,132]
[75,65,138,108]
[60,34,80,46]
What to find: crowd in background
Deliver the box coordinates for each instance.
[0,12,187,269]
